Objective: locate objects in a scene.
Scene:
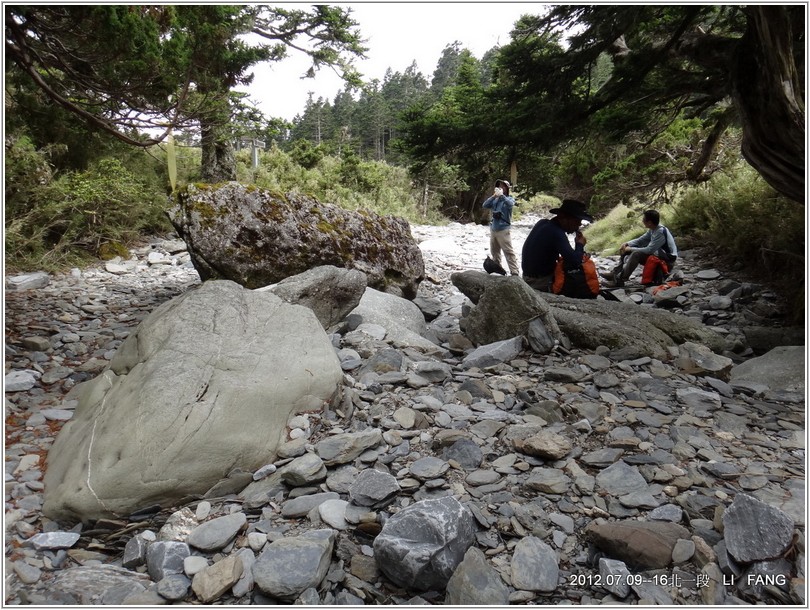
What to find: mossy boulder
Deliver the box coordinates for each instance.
[167,182,424,299]
[451,271,725,359]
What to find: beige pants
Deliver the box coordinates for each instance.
[490,229,520,275]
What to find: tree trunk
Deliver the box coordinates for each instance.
[732,6,804,203]
[200,117,236,183]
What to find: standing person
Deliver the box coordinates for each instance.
[482,179,519,275]
[521,199,594,292]
[601,209,678,287]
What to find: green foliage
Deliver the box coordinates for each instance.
[580,203,657,255]
[671,164,804,320]
[5,142,171,270]
[244,145,444,224]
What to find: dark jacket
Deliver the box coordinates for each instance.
[521,218,584,277]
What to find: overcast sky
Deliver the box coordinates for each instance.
[240,2,541,121]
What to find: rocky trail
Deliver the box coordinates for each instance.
[4,214,806,605]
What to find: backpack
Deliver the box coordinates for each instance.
[641,255,670,286]
[483,255,507,275]
[552,254,600,298]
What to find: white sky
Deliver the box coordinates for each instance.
[240,2,543,121]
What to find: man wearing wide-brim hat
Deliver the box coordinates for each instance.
[521,199,594,292]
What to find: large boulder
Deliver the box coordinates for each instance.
[450,273,564,347]
[167,182,424,299]
[348,288,441,352]
[730,346,805,393]
[261,265,367,329]
[451,272,725,359]
[42,280,343,523]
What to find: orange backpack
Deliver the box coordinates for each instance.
[552,254,600,298]
[641,255,670,286]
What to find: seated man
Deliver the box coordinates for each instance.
[522,199,594,292]
[602,209,678,287]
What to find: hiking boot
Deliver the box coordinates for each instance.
[602,276,624,288]
[599,270,616,281]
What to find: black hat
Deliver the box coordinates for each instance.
[495,179,510,196]
[549,199,593,222]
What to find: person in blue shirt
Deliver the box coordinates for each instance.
[482,179,519,275]
[602,209,678,287]
[521,199,593,292]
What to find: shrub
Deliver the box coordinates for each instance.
[670,164,804,320]
[6,153,171,270]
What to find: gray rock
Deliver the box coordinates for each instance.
[451,274,565,347]
[21,336,52,351]
[510,536,559,592]
[373,496,476,591]
[13,561,42,585]
[28,531,80,550]
[676,342,734,380]
[7,271,50,290]
[231,548,255,598]
[441,438,483,470]
[412,295,443,321]
[157,574,191,601]
[412,360,453,382]
[267,265,367,329]
[462,336,524,369]
[730,346,805,393]
[446,547,509,605]
[168,183,424,298]
[672,538,696,564]
[525,468,571,494]
[252,529,335,600]
[50,565,152,605]
[723,494,795,563]
[598,557,632,598]
[539,293,725,358]
[43,281,343,522]
[187,512,246,552]
[122,535,149,568]
[281,453,327,487]
[513,429,572,460]
[318,499,349,530]
[349,289,438,351]
[409,456,449,480]
[316,429,383,466]
[5,370,38,392]
[348,469,400,508]
[580,448,624,467]
[650,504,683,523]
[695,269,721,280]
[281,492,340,518]
[596,461,649,495]
[326,465,360,494]
[146,541,191,582]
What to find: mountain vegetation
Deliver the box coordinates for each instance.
[5,5,804,315]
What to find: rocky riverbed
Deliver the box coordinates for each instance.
[4,214,805,605]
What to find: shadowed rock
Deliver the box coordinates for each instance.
[167,182,424,299]
[373,496,476,591]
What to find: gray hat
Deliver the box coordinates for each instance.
[495,179,510,196]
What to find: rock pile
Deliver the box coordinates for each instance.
[4,216,805,605]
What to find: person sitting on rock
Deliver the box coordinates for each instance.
[521,199,593,292]
[602,209,678,287]
[482,179,520,275]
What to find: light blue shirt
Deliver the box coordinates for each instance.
[482,195,515,232]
